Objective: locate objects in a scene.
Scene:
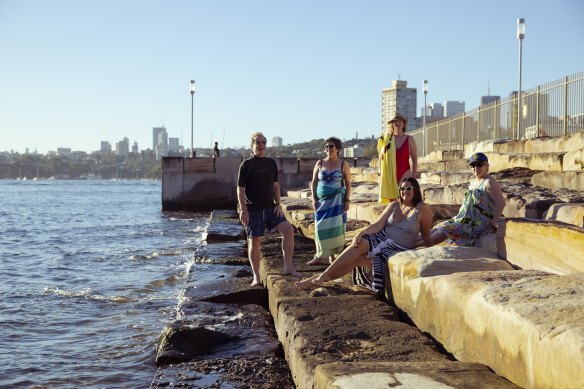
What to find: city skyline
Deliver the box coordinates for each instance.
[1,0,583,154]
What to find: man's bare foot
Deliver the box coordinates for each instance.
[282,269,301,277]
[250,279,261,287]
[306,257,328,266]
[295,276,323,290]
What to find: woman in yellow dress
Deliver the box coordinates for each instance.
[378,112,417,204]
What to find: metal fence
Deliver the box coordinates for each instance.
[409,71,584,157]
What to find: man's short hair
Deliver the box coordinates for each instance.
[250,131,266,146]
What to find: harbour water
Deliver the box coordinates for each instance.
[0,180,212,387]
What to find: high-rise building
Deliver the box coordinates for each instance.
[381,80,417,132]
[153,127,168,160]
[100,141,112,154]
[152,127,166,150]
[444,101,466,117]
[116,137,130,156]
[481,95,500,105]
[168,137,180,154]
[131,141,139,154]
[272,136,283,147]
[430,102,444,117]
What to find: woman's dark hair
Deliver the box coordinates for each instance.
[399,176,423,206]
[325,137,342,156]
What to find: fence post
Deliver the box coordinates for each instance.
[462,114,466,152]
[564,76,569,135]
[536,86,540,136]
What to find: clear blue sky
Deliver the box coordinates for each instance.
[1,0,583,154]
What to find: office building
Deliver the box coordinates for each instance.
[272,136,283,147]
[168,137,180,156]
[116,137,130,156]
[152,127,167,150]
[444,101,466,117]
[481,95,500,105]
[100,141,112,154]
[131,142,139,154]
[381,80,417,132]
[343,145,363,158]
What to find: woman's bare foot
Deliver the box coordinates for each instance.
[250,278,261,287]
[306,257,328,266]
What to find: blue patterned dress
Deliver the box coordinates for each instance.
[313,164,347,260]
[436,178,495,246]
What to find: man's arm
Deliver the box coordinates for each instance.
[272,181,284,216]
[237,186,249,225]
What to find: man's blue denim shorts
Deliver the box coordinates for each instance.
[246,207,287,237]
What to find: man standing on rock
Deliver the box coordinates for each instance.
[237,132,299,286]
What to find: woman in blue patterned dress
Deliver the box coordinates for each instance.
[307,137,352,265]
[432,152,505,246]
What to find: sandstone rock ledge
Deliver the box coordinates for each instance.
[257,235,518,389]
[389,246,584,389]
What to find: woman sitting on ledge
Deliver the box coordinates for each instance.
[431,152,505,247]
[295,177,433,295]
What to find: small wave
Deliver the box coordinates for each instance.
[43,286,135,304]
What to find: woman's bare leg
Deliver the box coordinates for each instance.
[296,239,370,290]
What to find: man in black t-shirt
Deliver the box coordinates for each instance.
[237,132,298,286]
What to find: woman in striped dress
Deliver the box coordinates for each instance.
[297,177,434,296]
[307,137,352,265]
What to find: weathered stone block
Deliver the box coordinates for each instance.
[504,218,584,274]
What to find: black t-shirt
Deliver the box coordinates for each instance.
[237,156,279,211]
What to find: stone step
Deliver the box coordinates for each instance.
[314,361,518,388]
[504,218,584,274]
[532,170,584,192]
[388,246,584,389]
[543,203,584,227]
[493,131,584,154]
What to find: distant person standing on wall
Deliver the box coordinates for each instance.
[378,112,418,204]
[237,132,299,286]
[213,141,220,157]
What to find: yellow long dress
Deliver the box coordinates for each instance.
[377,133,398,203]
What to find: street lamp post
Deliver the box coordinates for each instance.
[517,18,525,140]
[190,80,196,158]
[423,80,428,156]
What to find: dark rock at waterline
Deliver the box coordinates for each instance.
[203,217,245,242]
[183,263,266,306]
[156,325,238,365]
[157,302,281,366]
[151,356,294,389]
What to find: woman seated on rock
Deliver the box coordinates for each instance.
[295,177,433,295]
[431,152,505,246]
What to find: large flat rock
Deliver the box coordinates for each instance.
[388,249,584,389]
[504,218,584,274]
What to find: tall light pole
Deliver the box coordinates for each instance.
[190,80,196,158]
[423,80,428,156]
[517,18,525,140]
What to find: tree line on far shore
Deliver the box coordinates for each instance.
[1,137,378,180]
